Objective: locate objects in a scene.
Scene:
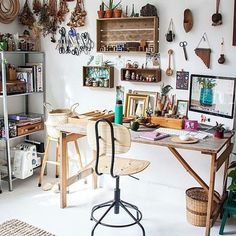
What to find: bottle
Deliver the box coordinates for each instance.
[114,100,123,125]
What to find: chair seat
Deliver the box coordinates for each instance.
[93,155,150,176]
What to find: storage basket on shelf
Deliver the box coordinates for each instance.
[185,187,219,227]
[44,102,79,139]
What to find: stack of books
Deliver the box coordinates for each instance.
[139,131,169,141]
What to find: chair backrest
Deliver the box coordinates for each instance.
[87,120,131,155]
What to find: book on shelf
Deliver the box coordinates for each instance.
[139,131,169,141]
[26,62,43,92]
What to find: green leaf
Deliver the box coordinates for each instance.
[228,169,236,179]
[228,183,236,191]
[228,161,236,169]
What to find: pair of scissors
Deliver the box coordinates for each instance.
[68,27,77,37]
[179,41,188,61]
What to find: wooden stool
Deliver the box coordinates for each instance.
[38,135,83,187]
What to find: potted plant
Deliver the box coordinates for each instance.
[113,3,122,18]
[97,2,105,18]
[197,77,217,106]
[213,122,225,138]
[104,0,121,18]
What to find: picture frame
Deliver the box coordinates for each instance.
[125,93,149,117]
[133,90,158,114]
[176,100,188,118]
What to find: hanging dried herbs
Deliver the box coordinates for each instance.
[38,3,50,26]
[19,0,36,28]
[48,0,57,16]
[57,0,69,24]
[67,0,87,27]
[33,0,42,16]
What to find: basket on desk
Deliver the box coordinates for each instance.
[44,102,79,139]
[185,187,219,227]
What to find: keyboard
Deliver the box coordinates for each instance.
[156,127,210,140]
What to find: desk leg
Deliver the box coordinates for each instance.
[205,153,217,236]
[60,132,67,209]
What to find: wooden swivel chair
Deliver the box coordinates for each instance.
[87,119,150,236]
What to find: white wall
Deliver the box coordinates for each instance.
[2,0,236,191]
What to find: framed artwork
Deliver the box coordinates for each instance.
[124,93,149,117]
[176,70,189,90]
[133,90,158,114]
[177,100,188,117]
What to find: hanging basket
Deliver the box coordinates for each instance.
[44,102,79,138]
[185,187,219,227]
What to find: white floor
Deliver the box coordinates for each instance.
[0,173,235,236]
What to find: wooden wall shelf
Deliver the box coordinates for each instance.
[96,16,159,53]
[83,66,114,88]
[121,68,161,83]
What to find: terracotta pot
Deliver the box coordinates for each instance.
[113,9,122,18]
[105,9,113,18]
[214,130,224,139]
[97,10,105,18]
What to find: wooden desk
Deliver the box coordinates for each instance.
[58,123,233,236]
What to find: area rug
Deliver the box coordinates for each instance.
[0,219,56,236]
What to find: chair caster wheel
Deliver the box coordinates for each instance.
[38,183,41,187]
[56,175,59,178]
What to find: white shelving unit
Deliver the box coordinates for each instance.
[0,51,46,191]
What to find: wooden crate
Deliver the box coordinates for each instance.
[83,66,114,88]
[96,16,159,53]
[150,116,183,130]
[121,68,161,83]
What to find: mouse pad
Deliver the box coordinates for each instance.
[171,136,199,144]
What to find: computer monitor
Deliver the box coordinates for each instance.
[189,74,236,119]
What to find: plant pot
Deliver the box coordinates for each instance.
[214,130,224,139]
[113,9,122,18]
[97,10,105,19]
[105,9,113,18]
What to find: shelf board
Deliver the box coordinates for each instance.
[0,51,44,55]
[0,129,44,141]
[0,92,44,98]
[97,51,147,54]
[121,79,159,84]
[97,16,157,21]
[100,28,154,32]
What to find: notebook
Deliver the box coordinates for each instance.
[139,131,169,141]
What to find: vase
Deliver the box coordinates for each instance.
[200,88,213,106]
[97,10,105,18]
[105,10,113,18]
[113,9,122,18]
[214,130,224,139]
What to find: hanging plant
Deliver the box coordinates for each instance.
[18,0,36,28]
[33,0,42,16]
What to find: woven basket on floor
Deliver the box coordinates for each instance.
[185,187,219,227]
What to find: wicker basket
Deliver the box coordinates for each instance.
[44,102,79,139]
[185,187,218,227]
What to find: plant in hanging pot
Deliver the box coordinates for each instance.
[97,2,105,18]
[104,0,121,18]
[113,3,122,18]
[213,122,225,138]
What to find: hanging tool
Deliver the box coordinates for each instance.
[166,49,174,76]
[218,38,225,64]
[179,41,188,61]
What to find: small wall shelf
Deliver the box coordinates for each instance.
[121,68,161,83]
[83,66,114,88]
[96,16,159,53]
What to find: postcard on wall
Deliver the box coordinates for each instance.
[176,70,189,90]
[146,52,160,68]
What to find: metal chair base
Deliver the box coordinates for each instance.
[90,178,145,236]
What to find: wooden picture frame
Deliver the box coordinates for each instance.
[177,100,188,118]
[233,0,236,46]
[133,90,158,113]
[124,93,149,117]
